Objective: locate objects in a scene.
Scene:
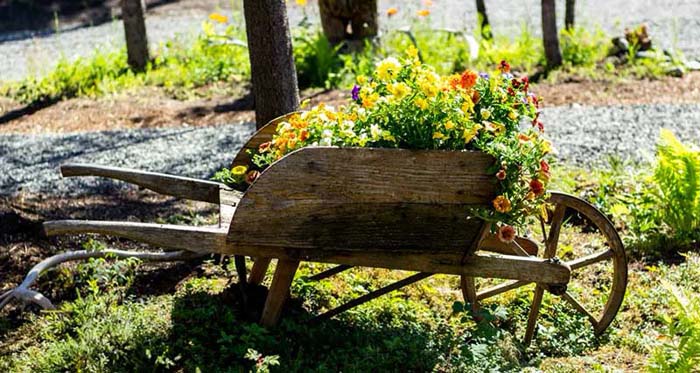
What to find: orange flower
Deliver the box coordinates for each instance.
[496,169,507,180]
[299,129,310,141]
[530,178,545,196]
[460,70,478,89]
[497,225,516,243]
[416,9,430,17]
[518,133,531,143]
[208,13,228,24]
[246,170,260,185]
[492,195,512,213]
[471,90,480,105]
[387,7,398,16]
[258,141,271,153]
[422,0,434,6]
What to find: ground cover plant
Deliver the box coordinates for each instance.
[0,6,682,108]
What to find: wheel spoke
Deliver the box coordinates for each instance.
[539,216,548,245]
[524,284,545,345]
[477,280,531,301]
[510,240,531,257]
[545,204,566,258]
[561,292,599,328]
[568,249,614,270]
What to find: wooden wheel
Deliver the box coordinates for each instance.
[462,191,628,345]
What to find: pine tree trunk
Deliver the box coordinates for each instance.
[475,0,492,40]
[243,0,300,129]
[541,0,563,68]
[565,0,575,30]
[121,0,149,71]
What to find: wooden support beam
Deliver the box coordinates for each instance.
[60,163,227,204]
[248,257,272,285]
[260,259,300,327]
[43,220,227,254]
[308,265,353,281]
[313,272,432,322]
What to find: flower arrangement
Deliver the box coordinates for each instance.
[219,48,551,241]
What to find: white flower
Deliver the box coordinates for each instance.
[370,124,381,140]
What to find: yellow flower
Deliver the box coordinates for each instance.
[360,91,379,108]
[462,124,481,143]
[209,13,228,23]
[414,97,429,110]
[357,75,368,85]
[231,165,247,176]
[387,82,410,100]
[407,45,419,61]
[541,140,552,154]
[376,57,402,81]
[480,108,491,120]
[295,0,307,5]
[387,7,398,16]
[484,121,505,136]
[444,120,455,130]
[508,111,518,121]
[417,9,431,17]
[433,132,446,140]
[493,195,512,213]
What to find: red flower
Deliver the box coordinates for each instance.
[472,90,481,105]
[499,60,511,73]
[511,78,520,89]
[496,169,507,180]
[521,76,529,91]
[258,142,271,153]
[507,87,516,96]
[540,160,550,173]
[533,119,544,132]
[530,178,545,196]
[246,170,261,184]
[497,225,516,243]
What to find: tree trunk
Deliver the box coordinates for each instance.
[541,0,563,68]
[243,0,300,129]
[121,0,149,71]
[565,0,575,30]
[475,0,492,40]
[319,0,378,47]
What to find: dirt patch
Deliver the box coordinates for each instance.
[0,190,217,317]
[537,72,700,107]
[0,87,349,134]
[2,74,699,134]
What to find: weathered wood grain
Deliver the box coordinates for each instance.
[43,220,227,253]
[230,112,300,169]
[260,258,300,326]
[229,147,497,253]
[61,163,226,204]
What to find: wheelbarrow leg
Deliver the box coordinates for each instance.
[260,259,299,327]
[249,257,272,285]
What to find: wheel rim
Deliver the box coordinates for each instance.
[462,191,628,344]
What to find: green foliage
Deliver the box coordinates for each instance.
[293,28,343,89]
[652,129,700,242]
[647,282,700,372]
[560,26,608,67]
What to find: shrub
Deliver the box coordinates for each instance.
[560,26,608,67]
[647,283,700,372]
[651,129,700,243]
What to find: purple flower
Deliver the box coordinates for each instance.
[479,72,489,80]
[351,85,360,101]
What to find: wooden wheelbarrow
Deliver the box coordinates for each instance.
[43,114,628,344]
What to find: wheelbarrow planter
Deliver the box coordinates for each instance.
[43,114,628,344]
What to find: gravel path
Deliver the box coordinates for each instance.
[2,0,700,82]
[2,103,698,196]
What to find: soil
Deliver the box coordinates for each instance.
[2,73,699,134]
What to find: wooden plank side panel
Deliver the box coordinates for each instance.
[239,147,497,205]
[228,201,484,251]
[228,147,497,253]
